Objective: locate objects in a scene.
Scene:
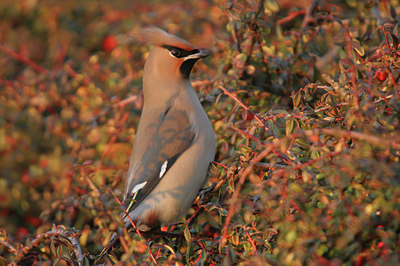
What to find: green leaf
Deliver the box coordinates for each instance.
[184,225,191,244]
[352,40,365,56]
[106,254,118,264]
[390,34,399,50]
[83,257,91,266]
[292,92,301,107]
[285,118,294,136]
[285,230,297,244]
[56,245,62,258]
[50,238,56,257]
[390,5,397,19]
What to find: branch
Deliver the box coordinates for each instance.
[255,162,287,169]
[69,236,84,265]
[243,227,257,255]
[321,129,400,150]
[113,94,143,109]
[218,85,272,133]
[292,150,341,171]
[278,10,306,25]
[14,227,83,265]
[230,125,266,146]
[220,144,275,248]
[0,240,17,253]
[301,0,321,28]
[344,25,359,109]
[0,44,48,74]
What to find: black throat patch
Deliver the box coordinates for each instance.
[180,59,198,78]
[162,45,201,79]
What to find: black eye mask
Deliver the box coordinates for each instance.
[162,45,199,58]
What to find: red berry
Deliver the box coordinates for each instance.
[25,215,41,227]
[40,158,48,169]
[16,227,29,239]
[355,255,364,266]
[102,35,118,52]
[377,241,385,248]
[375,70,388,82]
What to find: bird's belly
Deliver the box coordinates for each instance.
[128,137,214,226]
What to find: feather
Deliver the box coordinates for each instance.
[159,160,168,178]
[138,27,194,51]
[123,106,196,215]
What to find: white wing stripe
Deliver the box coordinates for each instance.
[159,160,168,178]
[130,181,147,194]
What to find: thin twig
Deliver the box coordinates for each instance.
[321,128,400,150]
[218,85,271,133]
[243,227,257,255]
[230,125,266,146]
[0,44,48,74]
[278,10,306,25]
[0,240,17,253]
[314,102,349,113]
[96,191,144,262]
[344,26,359,109]
[113,94,143,109]
[373,94,393,104]
[187,206,205,227]
[255,162,287,169]
[111,191,141,237]
[220,144,275,246]
[14,227,83,265]
[292,150,341,170]
[147,246,158,264]
[313,94,394,113]
[69,236,84,265]
[301,0,321,28]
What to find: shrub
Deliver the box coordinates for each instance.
[0,0,399,264]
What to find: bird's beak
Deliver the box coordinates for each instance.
[185,49,209,60]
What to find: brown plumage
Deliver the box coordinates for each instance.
[138,27,195,51]
[122,27,215,229]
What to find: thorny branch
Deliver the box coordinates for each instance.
[8,227,84,265]
[218,85,272,134]
[220,144,275,247]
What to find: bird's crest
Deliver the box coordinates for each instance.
[138,27,194,51]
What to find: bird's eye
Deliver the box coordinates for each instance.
[170,49,181,57]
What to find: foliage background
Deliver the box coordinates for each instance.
[0,0,399,264]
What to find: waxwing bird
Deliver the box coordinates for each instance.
[122,27,216,229]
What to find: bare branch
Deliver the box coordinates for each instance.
[14,227,84,265]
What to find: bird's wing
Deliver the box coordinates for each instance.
[122,107,196,217]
